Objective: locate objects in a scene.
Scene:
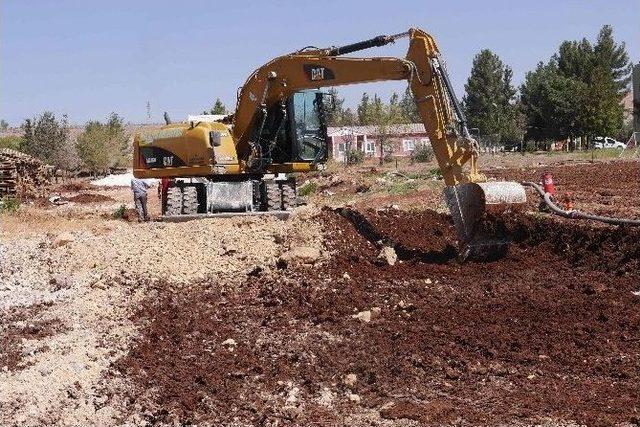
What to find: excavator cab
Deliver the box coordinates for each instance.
[289,90,329,163]
[250,90,329,168]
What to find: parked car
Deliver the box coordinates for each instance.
[592,136,627,150]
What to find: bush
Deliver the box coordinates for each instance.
[427,167,443,180]
[112,204,126,219]
[346,150,364,165]
[0,136,24,151]
[389,180,420,195]
[76,113,129,174]
[0,196,20,214]
[298,181,318,196]
[412,145,434,163]
[22,111,73,169]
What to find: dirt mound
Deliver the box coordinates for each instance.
[121,208,140,221]
[55,180,93,192]
[63,193,115,203]
[338,207,457,263]
[115,209,640,426]
[1,211,323,425]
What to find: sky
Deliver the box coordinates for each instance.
[1,0,638,126]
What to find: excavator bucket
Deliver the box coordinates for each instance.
[444,181,526,261]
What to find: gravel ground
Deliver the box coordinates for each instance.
[0,200,323,426]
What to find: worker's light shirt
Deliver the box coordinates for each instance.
[131,178,151,197]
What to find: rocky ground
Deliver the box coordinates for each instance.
[1,155,638,426]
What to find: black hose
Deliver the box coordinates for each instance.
[327,35,391,56]
[521,181,640,226]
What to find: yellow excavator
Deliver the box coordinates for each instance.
[133,27,526,259]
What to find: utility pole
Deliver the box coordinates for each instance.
[633,63,640,134]
[146,101,151,124]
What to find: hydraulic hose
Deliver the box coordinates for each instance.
[521,181,640,226]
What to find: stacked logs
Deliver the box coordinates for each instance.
[0,149,54,198]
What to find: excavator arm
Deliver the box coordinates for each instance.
[232,28,526,260]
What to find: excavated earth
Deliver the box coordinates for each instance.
[116,207,639,426]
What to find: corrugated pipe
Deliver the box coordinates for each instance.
[521,181,640,227]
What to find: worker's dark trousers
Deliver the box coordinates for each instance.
[134,194,149,221]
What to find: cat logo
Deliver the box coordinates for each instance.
[303,64,335,81]
[311,68,325,81]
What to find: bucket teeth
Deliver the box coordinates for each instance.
[444,181,526,261]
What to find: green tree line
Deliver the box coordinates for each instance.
[326,25,632,150]
[9,111,129,173]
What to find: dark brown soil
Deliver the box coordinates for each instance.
[1,303,64,371]
[488,160,639,219]
[114,208,640,426]
[346,208,457,260]
[63,193,115,203]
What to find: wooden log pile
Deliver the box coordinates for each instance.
[0,149,54,198]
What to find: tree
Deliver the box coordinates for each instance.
[463,49,519,144]
[204,98,228,115]
[593,25,632,94]
[581,25,631,140]
[556,39,594,83]
[399,86,420,123]
[22,119,33,149]
[75,113,129,174]
[341,108,357,126]
[372,94,406,165]
[580,66,624,139]
[371,94,384,123]
[520,62,586,143]
[0,119,8,131]
[340,128,357,166]
[521,25,631,146]
[75,121,111,174]
[21,111,72,169]
[388,92,401,121]
[325,88,345,126]
[106,112,130,167]
[375,117,403,165]
[357,93,374,125]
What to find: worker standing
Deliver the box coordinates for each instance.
[131,177,151,221]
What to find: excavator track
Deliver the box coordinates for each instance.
[280,181,297,211]
[165,187,183,216]
[161,180,296,220]
[182,186,199,214]
[265,181,282,211]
